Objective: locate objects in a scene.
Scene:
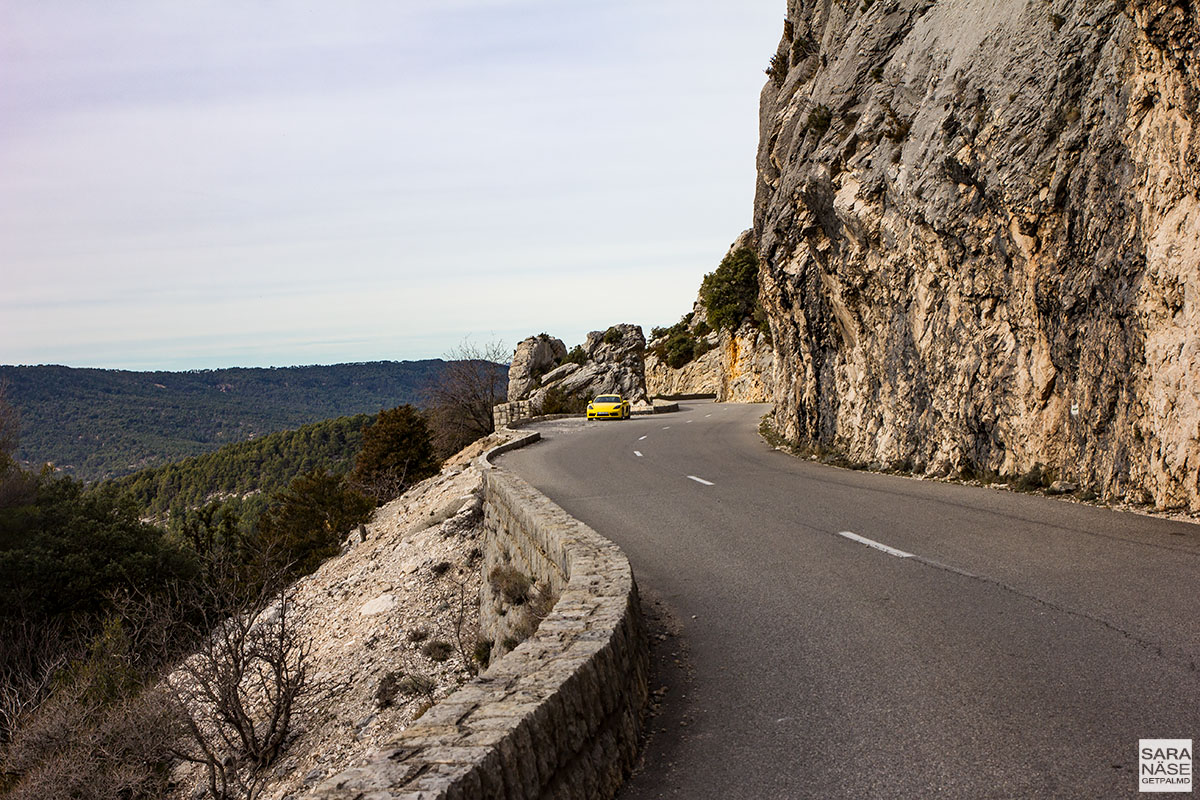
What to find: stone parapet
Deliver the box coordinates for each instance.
[493,400,535,430]
[309,429,649,800]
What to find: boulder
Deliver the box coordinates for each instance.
[540,362,581,384]
[507,334,567,402]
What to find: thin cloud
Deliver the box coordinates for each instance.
[0,0,783,369]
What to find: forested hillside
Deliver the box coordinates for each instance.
[0,386,447,792]
[0,360,498,481]
[104,412,374,523]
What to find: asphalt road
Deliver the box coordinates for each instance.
[497,403,1200,799]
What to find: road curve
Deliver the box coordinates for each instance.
[497,403,1200,799]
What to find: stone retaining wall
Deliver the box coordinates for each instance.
[493,400,535,430]
[310,430,649,799]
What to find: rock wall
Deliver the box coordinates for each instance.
[646,233,777,402]
[646,325,774,402]
[310,430,649,800]
[720,326,774,403]
[755,0,1200,510]
[645,340,723,397]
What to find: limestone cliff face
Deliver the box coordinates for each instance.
[645,232,777,402]
[721,326,774,403]
[755,0,1200,510]
[644,336,723,397]
[644,324,774,402]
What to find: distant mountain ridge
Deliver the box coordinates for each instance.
[1,360,487,481]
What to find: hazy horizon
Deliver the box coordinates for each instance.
[2,1,782,371]
[0,355,490,372]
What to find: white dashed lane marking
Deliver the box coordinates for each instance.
[687,475,715,486]
[835,530,914,559]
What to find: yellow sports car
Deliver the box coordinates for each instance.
[586,394,631,420]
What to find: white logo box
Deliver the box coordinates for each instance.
[1139,739,1193,794]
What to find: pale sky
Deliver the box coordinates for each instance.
[1,1,783,369]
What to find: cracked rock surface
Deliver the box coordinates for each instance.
[755,0,1200,511]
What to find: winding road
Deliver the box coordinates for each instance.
[497,403,1200,799]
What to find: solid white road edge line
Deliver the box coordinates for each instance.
[836,530,914,559]
[688,475,715,486]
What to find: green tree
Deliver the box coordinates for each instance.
[350,405,440,503]
[700,246,763,332]
[255,470,373,579]
[0,380,18,463]
[0,381,35,511]
[0,475,196,623]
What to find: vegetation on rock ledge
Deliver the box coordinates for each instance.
[700,246,767,334]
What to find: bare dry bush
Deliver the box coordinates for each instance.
[426,339,509,458]
[349,463,409,506]
[433,568,485,676]
[166,581,314,800]
[2,685,182,800]
[489,565,533,605]
[1,621,182,800]
[0,616,80,744]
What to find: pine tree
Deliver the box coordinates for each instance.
[349,405,440,504]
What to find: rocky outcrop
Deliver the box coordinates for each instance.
[645,336,723,397]
[645,323,774,402]
[507,334,567,402]
[755,0,1200,510]
[645,234,776,402]
[509,325,649,408]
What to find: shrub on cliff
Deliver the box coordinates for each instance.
[536,386,588,415]
[662,331,701,369]
[700,247,764,333]
[806,104,832,137]
[649,316,714,370]
[765,50,788,87]
[561,345,586,366]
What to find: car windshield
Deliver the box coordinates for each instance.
[595,395,620,403]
